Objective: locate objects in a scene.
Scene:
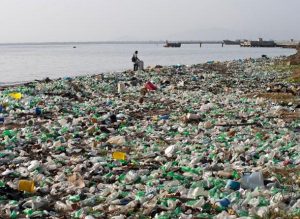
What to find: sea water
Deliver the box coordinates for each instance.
[0,43,295,84]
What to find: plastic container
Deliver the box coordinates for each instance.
[226,180,241,190]
[18,180,35,193]
[240,171,265,190]
[138,60,144,70]
[218,198,230,208]
[28,160,40,172]
[117,83,126,93]
[159,115,170,120]
[112,152,126,160]
[9,92,22,100]
[145,82,157,91]
[186,113,201,121]
[35,107,42,116]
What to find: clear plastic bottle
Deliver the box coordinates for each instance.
[240,171,265,190]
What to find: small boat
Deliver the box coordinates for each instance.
[73,46,77,48]
[164,41,181,48]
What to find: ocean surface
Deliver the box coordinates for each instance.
[0,43,296,85]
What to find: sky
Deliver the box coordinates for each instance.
[0,0,299,43]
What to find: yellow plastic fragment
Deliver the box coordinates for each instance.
[112,151,126,160]
[9,92,22,100]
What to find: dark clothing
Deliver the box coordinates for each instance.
[132,53,139,71]
[134,63,138,71]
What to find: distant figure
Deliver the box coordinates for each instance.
[132,51,139,71]
[131,51,144,71]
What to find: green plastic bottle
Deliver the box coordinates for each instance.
[10,210,18,219]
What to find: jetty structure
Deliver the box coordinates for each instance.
[163,40,224,48]
[223,40,242,45]
[163,38,299,48]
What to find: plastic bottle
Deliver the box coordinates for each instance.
[35,107,42,116]
[28,160,40,172]
[0,109,4,123]
[10,210,18,219]
[55,201,71,212]
[240,171,265,190]
[226,180,241,191]
[217,198,231,208]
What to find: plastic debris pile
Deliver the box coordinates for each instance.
[0,57,300,218]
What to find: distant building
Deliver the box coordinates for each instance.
[240,38,276,47]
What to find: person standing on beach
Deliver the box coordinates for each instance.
[132,51,139,71]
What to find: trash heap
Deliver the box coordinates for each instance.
[0,57,300,219]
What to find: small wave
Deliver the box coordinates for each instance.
[0,80,31,88]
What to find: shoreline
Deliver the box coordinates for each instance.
[288,46,300,64]
[0,46,297,90]
[0,52,300,217]
[0,47,297,90]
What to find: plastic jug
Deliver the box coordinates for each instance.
[112,152,126,160]
[241,171,265,190]
[18,180,35,193]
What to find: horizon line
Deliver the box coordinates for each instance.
[0,39,298,46]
